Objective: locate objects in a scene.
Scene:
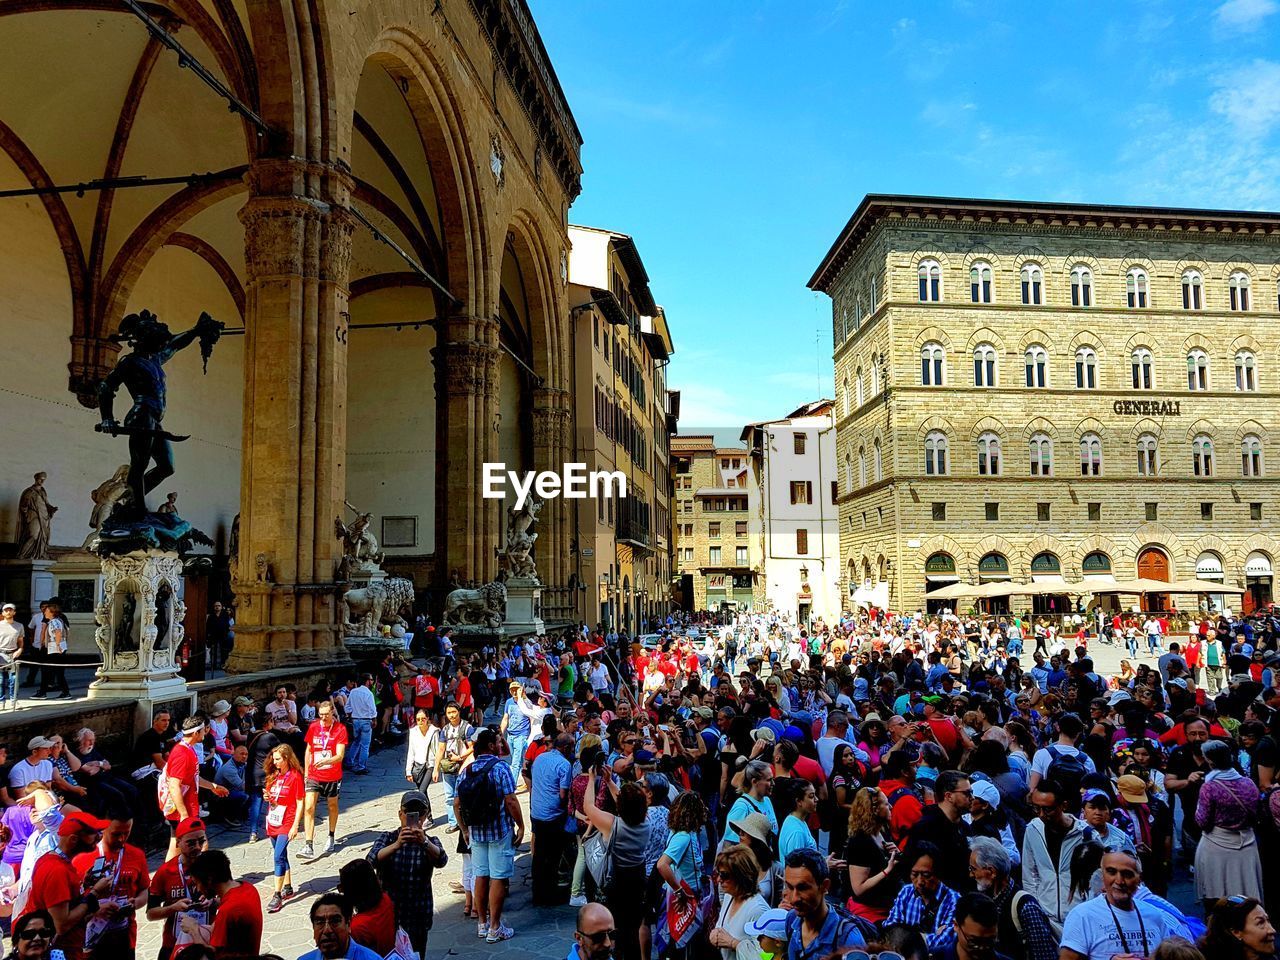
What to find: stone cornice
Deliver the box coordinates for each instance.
[466,0,584,201]
[810,195,1280,294]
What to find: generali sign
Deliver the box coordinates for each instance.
[1112,398,1182,416]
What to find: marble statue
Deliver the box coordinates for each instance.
[443,580,507,628]
[83,465,131,549]
[335,500,383,577]
[339,577,415,637]
[498,497,542,580]
[96,308,222,521]
[16,472,57,560]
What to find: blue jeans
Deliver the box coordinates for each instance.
[272,834,291,877]
[443,772,459,827]
[349,719,373,772]
[0,665,15,702]
[508,734,529,781]
[247,793,265,834]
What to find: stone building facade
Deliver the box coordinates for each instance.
[568,225,675,633]
[809,196,1280,616]
[672,437,761,614]
[0,0,583,666]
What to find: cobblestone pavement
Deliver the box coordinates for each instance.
[135,738,574,960]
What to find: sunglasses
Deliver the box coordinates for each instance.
[578,928,617,944]
[18,928,52,941]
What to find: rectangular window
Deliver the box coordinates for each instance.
[708,522,721,539]
[1037,502,1051,522]
[985,502,999,521]
[1201,502,1213,520]
[794,433,806,455]
[735,521,747,537]
[831,481,839,503]
[1251,502,1263,521]
[1088,502,1101,522]
[709,546,722,564]
[790,481,812,505]
[1145,502,1158,522]
[736,546,748,564]
[932,502,946,521]
[796,529,809,554]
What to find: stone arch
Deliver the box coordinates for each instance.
[245,0,335,161]
[1061,250,1102,277]
[1129,418,1163,441]
[1231,334,1262,354]
[967,535,1019,572]
[1235,419,1270,443]
[966,326,1006,354]
[1018,327,1056,353]
[1073,416,1107,442]
[1074,534,1120,569]
[1181,331,1216,353]
[1173,255,1210,279]
[969,415,1007,441]
[914,325,953,350]
[1011,246,1050,271]
[1022,416,1059,441]
[911,248,952,269]
[1183,418,1218,441]
[1188,533,1235,570]
[505,210,564,385]
[963,245,1001,269]
[1217,258,1258,281]
[1235,535,1277,575]
[1118,252,1156,274]
[916,534,966,561]
[915,414,957,441]
[1124,330,1157,354]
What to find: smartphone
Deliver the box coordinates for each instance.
[405,811,421,828]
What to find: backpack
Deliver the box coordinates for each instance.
[471,671,491,706]
[783,901,872,954]
[1010,889,1063,941]
[1045,745,1088,798]
[456,755,504,827]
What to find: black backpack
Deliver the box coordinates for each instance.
[1045,745,1088,798]
[457,755,504,827]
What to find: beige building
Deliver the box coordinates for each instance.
[0,0,585,665]
[569,226,675,633]
[809,195,1280,617]
[672,437,761,614]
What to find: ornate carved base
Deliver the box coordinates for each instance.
[503,576,544,638]
[88,550,188,701]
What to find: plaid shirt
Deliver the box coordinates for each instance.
[367,830,449,948]
[992,883,1060,960]
[459,755,517,842]
[886,882,959,951]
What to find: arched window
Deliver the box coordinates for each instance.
[869,354,880,395]
[1193,435,1214,477]
[1080,433,1102,476]
[1070,265,1093,307]
[918,259,942,302]
[977,433,1002,475]
[1126,268,1149,308]
[924,431,948,476]
[1131,348,1154,390]
[1236,350,1257,391]
[921,342,945,386]
[1020,263,1043,305]
[855,296,864,332]
[839,304,850,342]
[858,445,867,487]
[870,276,877,309]
[1137,434,1159,476]
[1229,271,1251,311]
[974,344,998,387]
[1187,350,1210,391]
[873,439,883,481]
[970,262,993,303]
[1029,433,1053,476]
[1024,345,1048,388]
[1182,270,1203,310]
[1075,347,1097,389]
[855,368,864,408]
[845,452,854,493]
[842,376,850,416]
[1242,435,1263,477]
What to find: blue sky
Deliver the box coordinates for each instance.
[531,0,1280,431]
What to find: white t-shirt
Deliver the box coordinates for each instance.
[0,620,23,658]
[1030,744,1097,779]
[1060,895,1186,960]
[9,758,53,790]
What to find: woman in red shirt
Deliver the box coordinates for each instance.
[338,858,397,955]
[263,744,305,914]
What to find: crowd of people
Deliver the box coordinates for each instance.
[0,601,1278,960]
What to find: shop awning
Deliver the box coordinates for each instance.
[852,582,890,609]
[1093,578,1179,594]
[1166,578,1246,595]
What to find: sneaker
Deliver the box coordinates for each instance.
[300,841,315,859]
[282,885,295,899]
[569,894,588,907]
[267,893,283,914]
[31,693,46,699]
[248,833,259,844]
[486,923,514,943]
[324,835,337,855]
[356,769,370,776]
[477,921,489,939]
[46,692,63,700]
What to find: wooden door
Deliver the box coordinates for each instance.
[181,573,208,681]
[1137,548,1170,581]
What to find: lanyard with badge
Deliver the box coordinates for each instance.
[84,848,131,949]
[1106,901,1149,958]
[313,723,336,767]
[266,773,293,829]
[173,858,208,947]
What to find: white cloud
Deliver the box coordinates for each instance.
[1209,59,1280,139]
[1215,0,1278,30]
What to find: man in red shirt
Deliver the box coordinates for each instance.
[163,716,229,858]
[413,665,439,720]
[21,811,116,960]
[301,699,348,859]
[147,817,208,960]
[180,849,263,959]
[877,751,924,844]
[71,813,149,955]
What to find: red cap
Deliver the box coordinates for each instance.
[58,812,110,836]
[176,816,207,838]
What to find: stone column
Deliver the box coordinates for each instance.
[227,158,354,672]
[436,314,500,586]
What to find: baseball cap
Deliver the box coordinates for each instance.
[176,816,207,838]
[971,780,1001,808]
[233,696,255,707]
[27,736,55,751]
[2,603,15,611]
[1082,788,1113,807]
[400,790,429,811]
[59,812,110,836]
[693,706,714,721]
[746,908,790,941]
[1116,775,1149,804]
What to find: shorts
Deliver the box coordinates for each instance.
[462,852,474,891]
[305,779,341,798]
[471,833,514,880]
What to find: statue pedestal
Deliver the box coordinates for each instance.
[0,559,55,623]
[503,577,544,638]
[347,564,386,587]
[88,549,189,701]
